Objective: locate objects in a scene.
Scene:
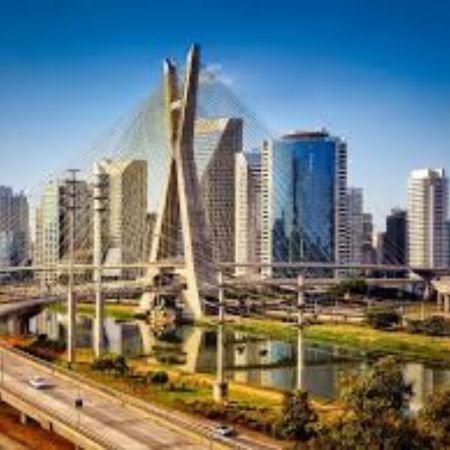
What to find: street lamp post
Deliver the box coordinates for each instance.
[66,169,80,367]
[296,275,305,391]
[214,271,228,402]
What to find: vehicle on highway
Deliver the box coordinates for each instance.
[28,376,53,389]
[215,424,237,437]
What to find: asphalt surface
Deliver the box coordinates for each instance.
[1,350,281,450]
[2,351,210,449]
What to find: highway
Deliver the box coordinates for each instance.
[0,348,281,450]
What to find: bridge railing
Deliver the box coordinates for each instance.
[0,370,122,449]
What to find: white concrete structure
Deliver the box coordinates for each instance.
[149,45,217,320]
[408,168,449,268]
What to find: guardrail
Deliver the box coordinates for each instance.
[0,375,121,449]
[1,344,258,450]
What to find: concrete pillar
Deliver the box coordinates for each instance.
[7,317,20,335]
[214,272,228,402]
[423,281,433,301]
[444,295,450,314]
[20,413,28,425]
[437,292,444,310]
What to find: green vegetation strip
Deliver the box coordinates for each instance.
[201,319,450,366]
[47,303,137,321]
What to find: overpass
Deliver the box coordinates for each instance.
[0,345,280,450]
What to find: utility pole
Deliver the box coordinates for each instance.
[214,271,228,402]
[296,275,305,391]
[66,169,80,367]
[93,164,107,358]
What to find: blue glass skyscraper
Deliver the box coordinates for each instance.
[261,130,348,276]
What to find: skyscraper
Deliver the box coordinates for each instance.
[260,130,349,276]
[235,149,262,275]
[194,117,243,263]
[408,169,449,268]
[0,186,30,268]
[34,179,92,283]
[362,213,376,264]
[347,187,364,264]
[383,208,407,265]
[96,159,148,278]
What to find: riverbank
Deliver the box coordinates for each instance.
[204,318,450,366]
[47,302,137,321]
[70,349,340,419]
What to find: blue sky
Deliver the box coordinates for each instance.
[1,0,450,227]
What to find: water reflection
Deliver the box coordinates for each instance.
[27,310,450,407]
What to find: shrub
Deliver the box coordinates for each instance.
[366,308,401,330]
[91,355,130,375]
[150,371,169,385]
[406,316,450,336]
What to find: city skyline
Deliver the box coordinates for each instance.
[1,1,450,228]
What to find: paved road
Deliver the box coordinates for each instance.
[1,349,281,450]
[2,351,211,449]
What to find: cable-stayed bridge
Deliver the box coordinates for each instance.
[2,43,450,356]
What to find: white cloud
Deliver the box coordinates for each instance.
[200,63,234,86]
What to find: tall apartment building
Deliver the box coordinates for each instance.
[96,159,148,278]
[194,117,243,263]
[35,179,92,284]
[235,149,262,276]
[408,169,449,268]
[260,130,349,277]
[0,186,30,268]
[347,187,364,264]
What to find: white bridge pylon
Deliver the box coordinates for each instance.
[148,44,217,319]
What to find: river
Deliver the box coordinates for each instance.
[24,309,450,411]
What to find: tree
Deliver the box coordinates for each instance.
[341,356,412,416]
[273,390,317,443]
[418,388,450,447]
[311,357,424,449]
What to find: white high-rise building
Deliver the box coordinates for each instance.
[96,159,148,278]
[408,168,449,268]
[235,150,262,276]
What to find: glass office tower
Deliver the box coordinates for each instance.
[261,130,348,276]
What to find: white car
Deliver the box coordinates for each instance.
[215,424,236,437]
[28,376,53,390]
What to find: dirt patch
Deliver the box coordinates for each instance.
[0,402,73,450]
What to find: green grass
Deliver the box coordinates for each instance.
[47,302,137,321]
[202,318,450,366]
